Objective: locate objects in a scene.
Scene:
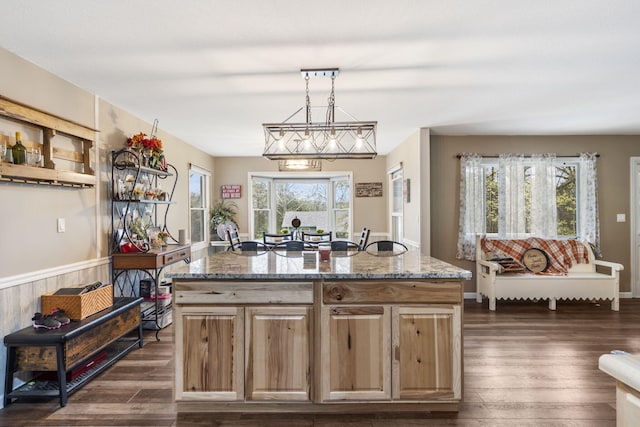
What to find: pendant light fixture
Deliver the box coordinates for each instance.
[262,68,377,160]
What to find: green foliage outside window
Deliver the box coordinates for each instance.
[483,163,576,236]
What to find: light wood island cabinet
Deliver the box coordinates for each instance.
[174,280,313,403]
[168,251,471,414]
[246,306,311,401]
[322,280,462,402]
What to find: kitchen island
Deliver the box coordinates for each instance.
[166,249,471,413]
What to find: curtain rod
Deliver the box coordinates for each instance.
[456,153,599,159]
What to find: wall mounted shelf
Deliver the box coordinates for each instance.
[0,96,97,188]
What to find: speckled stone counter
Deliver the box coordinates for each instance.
[169,250,471,414]
[599,352,640,425]
[166,250,472,280]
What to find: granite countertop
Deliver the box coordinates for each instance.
[599,352,640,391]
[166,250,472,280]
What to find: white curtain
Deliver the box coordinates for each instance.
[456,152,600,261]
[456,153,484,260]
[498,153,526,238]
[530,153,557,238]
[578,153,600,252]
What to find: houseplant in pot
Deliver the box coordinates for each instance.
[210,199,238,240]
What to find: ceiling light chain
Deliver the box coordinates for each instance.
[327,74,336,125]
[305,74,312,125]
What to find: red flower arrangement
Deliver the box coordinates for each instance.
[126,132,166,170]
[127,132,162,151]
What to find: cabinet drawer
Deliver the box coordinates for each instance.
[163,247,190,265]
[175,281,313,304]
[323,280,462,304]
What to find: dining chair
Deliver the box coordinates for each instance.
[227,240,269,255]
[283,240,306,251]
[364,240,408,255]
[271,240,310,255]
[301,231,333,243]
[226,227,241,251]
[357,227,370,251]
[330,240,360,251]
[263,231,294,246]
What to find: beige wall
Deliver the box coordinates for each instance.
[430,135,640,293]
[385,128,431,253]
[98,100,216,256]
[0,49,98,277]
[0,47,216,403]
[213,156,388,238]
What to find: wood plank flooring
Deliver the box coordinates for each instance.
[2,298,640,426]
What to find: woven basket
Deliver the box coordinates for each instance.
[41,284,113,320]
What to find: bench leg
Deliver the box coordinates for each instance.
[548,298,557,311]
[476,292,482,303]
[4,346,16,407]
[56,344,68,407]
[489,297,496,311]
[612,298,619,311]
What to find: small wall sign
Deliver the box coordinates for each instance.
[221,184,241,199]
[355,182,383,197]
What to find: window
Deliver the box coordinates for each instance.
[389,166,403,242]
[252,177,271,239]
[189,165,210,245]
[457,153,599,260]
[332,177,350,239]
[250,173,352,240]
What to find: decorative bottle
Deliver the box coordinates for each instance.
[12,131,26,165]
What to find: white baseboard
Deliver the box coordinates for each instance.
[402,238,420,250]
[466,292,635,300]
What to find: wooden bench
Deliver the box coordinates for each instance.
[475,236,623,311]
[4,297,143,407]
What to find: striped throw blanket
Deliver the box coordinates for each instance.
[481,237,590,275]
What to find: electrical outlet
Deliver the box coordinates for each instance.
[616,214,626,223]
[57,218,66,233]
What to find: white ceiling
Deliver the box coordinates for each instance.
[1,0,639,156]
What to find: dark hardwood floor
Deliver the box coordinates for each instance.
[2,298,639,426]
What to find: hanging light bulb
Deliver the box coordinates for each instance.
[328,128,337,151]
[355,127,364,148]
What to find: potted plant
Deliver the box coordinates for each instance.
[210,199,238,240]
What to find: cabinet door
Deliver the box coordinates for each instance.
[321,305,391,401]
[392,305,461,400]
[617,383,640,427]
[245,306,311,401]
[175,306,244,401]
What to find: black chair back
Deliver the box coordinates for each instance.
[302,231,333,243]
[364,240,408,256]
[226,228,241,251]
[263,231,294,246]
[240,241,258,251]
[330,241,359,251]
[357,227,370,250]
[227,240,269,255]
[284,240,305,251]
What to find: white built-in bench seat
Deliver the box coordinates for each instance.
[475,235,624,311]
